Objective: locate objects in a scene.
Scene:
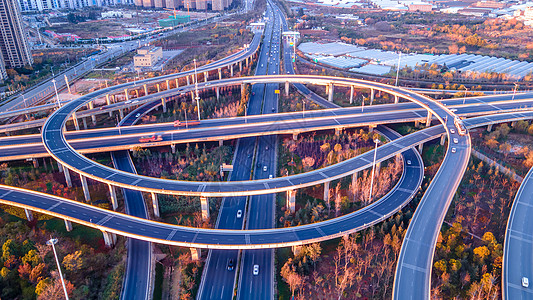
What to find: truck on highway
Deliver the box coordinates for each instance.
[139,134,163,143]
[454,117,467,136]
[174,120,200,127]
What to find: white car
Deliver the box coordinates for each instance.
[236,210,242,218]
[450,129,456,134]
[263,166,267,172]
[407,160,412,165]
[135,113,141,118]
[523,277,529,288]
[453,138,458,144]
[253,264,259,275]
[269,174,273,179]
[451,147,457,153]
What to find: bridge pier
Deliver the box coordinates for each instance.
[394,95,399,104]
[32,158,39,168]
[124,89,129,101]
[204,71,208,82]
[135,90,139,98]
[60,163,72,188]
[151,192,160,218]
[369,125,375,133]
[109,184,118,210]
[511,121,517,127]
[335,128,343,136]
[239,61,242,72]
[143,84,148,96]
[370,88,375,105]
[82,117,88,130]
[218,68,222,80]
[88,102,96,125]
[171,144,176,153]
[65,220,72,232]
[418,143,424,153]
[218,140,223,147]
[216,87,220,100]
[80,175,91,202]
[190,91,195,101]
[24,209,33,222]
[230,64,234,77]
[166,79,170,90]
[106,95,112,117]
[72,112,80,130]
[157,83,160,94]
[186,76,190,86]
[286,190,296,213]
[190,248,201,261]
[414,120,420,127]
[426,111,432,127]
[102,231,116,247]
[293,132,298,141]
[285,81,289,97]
[118,108,124,120]
[352,172,357,189]
[350,85,354,104]
[161,98,167,113]
[327,83,334,102]
[200,196,209,220]
[292,245,302,256]
[175,78,179,88]
[487,124,492,132]
[324,181,330,201]
[440,134,446,146]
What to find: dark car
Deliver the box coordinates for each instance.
[227,259,235,271]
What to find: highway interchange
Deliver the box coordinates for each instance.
[0,1,532,299]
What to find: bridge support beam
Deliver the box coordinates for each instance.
[190,248,201,261]
[64,220,72,232]
[239,61,242,72]
[414,120,420,127]
[186,76,190,86]
[143,84,148,96]
[32,158,39,168]
[216,87,220,100]
[218,140,223,147]
[204,71,208,82]
[72,112,80,130]
[118,108,124,120]
[352,172,357,189]
[161,98,167,113]
[394,95,399,104]
[135,90,139,98]
[426,111,432,127]
[440,134,446,146]
[60,163,72,188]
[124,89,129,101]
[156,84,160,94]
[102,231,116,247]
[285,81,289,97]
[106,95,112,117]
[370,88,375,105]
[511,121,517,127]
[324,181,330,202]
[151,193,160,218]
[80,175,91,202]
[166,79,170,90]
[487,124,492,132]
[350,85,354,104]
[369,125,375,133]
[171,144,176,153]
[109,184,118,210]
[327,83,334,102]
[190,91,195,102]
[418,143,424,153]
[200,196,209,220]
[335,128,342,136]
[24,209,33,222]
[218,68,222,80]
[88,102,96,125]
[230,64,234,77]
[293,132,298,141]
[175,78,179,88]
[286,190,296,213]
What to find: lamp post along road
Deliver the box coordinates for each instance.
[462,87,468,105]
[512,83,518,101]
[47,238,69,300]
[368,138,380,203]
[193,59,201,121]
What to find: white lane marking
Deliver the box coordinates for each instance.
[402,263,427,274]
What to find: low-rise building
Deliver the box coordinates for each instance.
[134,45,163,68]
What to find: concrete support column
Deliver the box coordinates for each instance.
[161,98,167,113]
[393,95,399,104]
[370,88,375,105]
[109,184,118,210]
[426,111,432,127]
[186,76,190,85]
[487,124,492,132]
[200,196,209,220]
[440,134,446,146]
[241,83,246,99]
[230,64,234,77]
[175,78,179,88]
[418,143,424,153]
[292,245,302,256]
[190,91,195,101]
[218,68,222,80]
[171,144,176,153]
[511,121,517,127]
[204,71,208,82]
[64,220,72,232]
[32,159,39,168]
[156,84,160,93]
[124,89,129,101]
[369,125,375,133]
[102,231,117,247]
[166,79,170,90]
[328,83,334,102]
[352,172,357,189]
[350,85,354,104]
[106,94,112,117]
[285,81,289,97]
[293,133,298,141]
[216,87,220,100]
[83,117,89,129]
[218,140,223,147]
[61,163,72,188]
[143,84,148,96]
[135,90,139,98]
[190,248,201,261]
[286,190,296,213]
[376,161,381,174]
[24,209,33,222]
[80,175,91,202]
[324,181,330,202]
[88,102,96,125]
[239,61,242,72]
[414,120,420,127]
[151,192,160,218]
[335,128,342,136]
[72,112,80,130]
[119,108,124,120]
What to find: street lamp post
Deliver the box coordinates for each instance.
[512,83,518,101]
[193,59,201,121]
[46,238,69,300]
[368,138,380,203]
[462,87,468,105]
[395,52,401,87]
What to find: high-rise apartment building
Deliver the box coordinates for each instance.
[17,0,135,12]
[0,0,33,68]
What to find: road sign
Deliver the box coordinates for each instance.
[274,89,280,94]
